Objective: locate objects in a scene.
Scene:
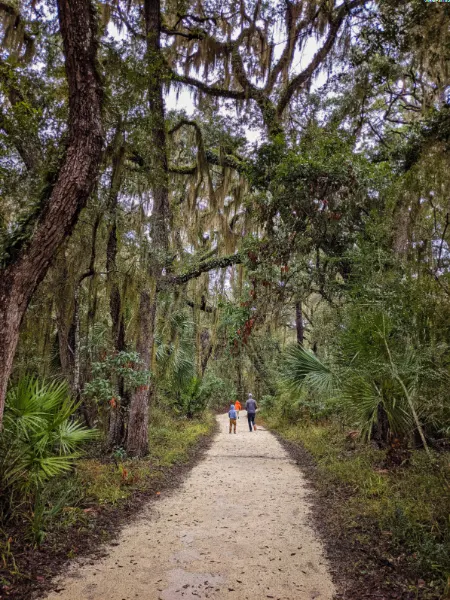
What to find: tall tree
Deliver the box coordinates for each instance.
[0,0,104,426]
[127,0,171,456]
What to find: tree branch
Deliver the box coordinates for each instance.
[158,253,242,289]
[115,4,145,39]
[265,7,321,94]
[276,0,366,118]
[0,2,35,60]
[161,25,205,40]
[168,164,197,175]
[171,70,247,101]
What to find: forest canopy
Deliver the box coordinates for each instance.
[0,0,449,445]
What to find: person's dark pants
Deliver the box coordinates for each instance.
[247,412,256,431]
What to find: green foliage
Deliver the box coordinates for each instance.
[280,283,450,445]
[177,376,206,418]
[0,377,96,542]
[251,126,377,257]
[194,373,229,410]
[148,408,214,467]
[170,375,227,418]
[78,409,214,503]
[83,351,151,405]
[282,345,335,397]
[218,300,252,343]
[155,309,196,395]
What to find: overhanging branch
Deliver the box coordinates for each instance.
[276,0,366,118]
[158,253,242,289]
[171,70,247,101]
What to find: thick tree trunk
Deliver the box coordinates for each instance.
[295,301,304,345]
[126,0,170,457]
[0,0,103,425]
[145,0,170,255]
[200,328,213,375]
[127,290,154,457]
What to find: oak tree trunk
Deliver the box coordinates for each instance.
[106,142,128,448]
[126,0,170,457]
[126,290,155,457]
[0,0,103,425]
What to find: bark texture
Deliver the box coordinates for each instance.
[126,0,170,457]
[106,142,128,448]
[126,290,153,457]
[295,301,304,345]
[0,0,104,425]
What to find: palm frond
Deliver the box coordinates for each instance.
[54,421,98,455]
[281,344,336,396]
[1,377,97,496]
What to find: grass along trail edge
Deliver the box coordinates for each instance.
[0,411,217,600]
[262,417,450,600]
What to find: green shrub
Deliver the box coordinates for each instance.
[0,377,96,542]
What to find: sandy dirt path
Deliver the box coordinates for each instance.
[44,413,335,600]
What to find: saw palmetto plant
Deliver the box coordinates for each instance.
[282,310,445,455]
[0,377,96,526]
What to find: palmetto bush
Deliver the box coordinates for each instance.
[282,310,448,453]
[0,377,96,531]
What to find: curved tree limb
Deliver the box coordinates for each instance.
[170,70,247,101]
[158,252,242,289]
[276,0,366,118]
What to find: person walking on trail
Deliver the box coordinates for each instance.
[234,399,242,419]
[245,393,258,432]
[228,403,237,434]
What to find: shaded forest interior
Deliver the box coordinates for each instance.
[0,0,449,598]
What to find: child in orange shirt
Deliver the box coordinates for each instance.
[234,399,242,419]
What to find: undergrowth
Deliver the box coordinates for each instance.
[0,409,215,591]
[264,416,450,597]
[77,409,214,505]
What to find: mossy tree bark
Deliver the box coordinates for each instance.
[0,0,104,427]
[106,141,128,448]
[126,0,170,457]
[295,301,304,345]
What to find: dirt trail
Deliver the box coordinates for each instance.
[43,413,335,600]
